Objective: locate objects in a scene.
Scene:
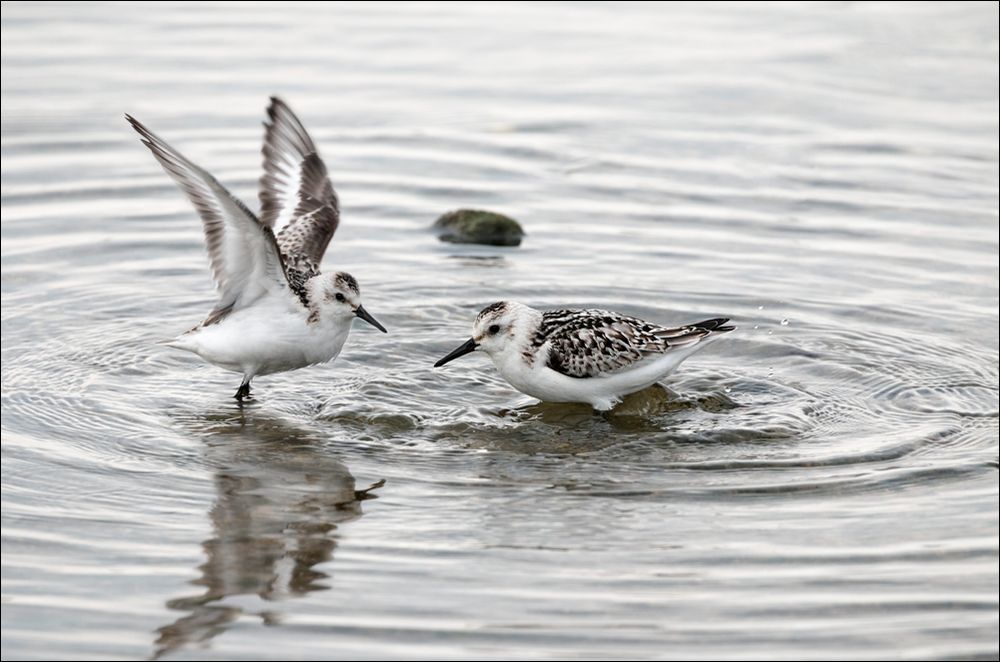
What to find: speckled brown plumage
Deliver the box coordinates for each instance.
[333,272,359,295]
[259,98,340,305]
[476,301,509,323]
[534,310,733,378]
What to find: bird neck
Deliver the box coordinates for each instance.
[494,306,545,373]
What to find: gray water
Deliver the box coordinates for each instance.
[2,2,998,660]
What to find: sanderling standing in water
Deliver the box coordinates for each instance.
[127,98,386,402]
[434,301,733,411]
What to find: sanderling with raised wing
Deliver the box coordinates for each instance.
[127,98,386,402]
[434,301,733,411]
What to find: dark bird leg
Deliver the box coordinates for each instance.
[234,377,253,402]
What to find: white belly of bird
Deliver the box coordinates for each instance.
[167,303,351,377]
[494,340,720,410]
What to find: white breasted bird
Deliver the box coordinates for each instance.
[434,301,733,411]
[128,98,386,401]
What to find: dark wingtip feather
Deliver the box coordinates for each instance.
[692,317,731,331]
[125,114,158,147]
[124,113,143,133]
[266,96,290,119]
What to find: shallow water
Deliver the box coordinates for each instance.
[2,1,998,659]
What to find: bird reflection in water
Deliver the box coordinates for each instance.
[154,408,383,659]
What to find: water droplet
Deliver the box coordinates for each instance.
[753,325,759,330]
[724,386,732,393]
[767,330,773,335]
[780,318,789,326]
[757,305,764,310]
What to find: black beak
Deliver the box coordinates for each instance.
[354,305,387,333]
[434,338,479,367]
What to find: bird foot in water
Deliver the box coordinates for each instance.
[234,383,253,401]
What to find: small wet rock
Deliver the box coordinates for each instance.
[433,209,525,247]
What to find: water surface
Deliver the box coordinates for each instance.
[2,2,998,659]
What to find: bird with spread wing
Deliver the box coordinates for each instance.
[128,97,386,402]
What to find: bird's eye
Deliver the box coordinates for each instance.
[335,293,345,302]
[488,324,500,335]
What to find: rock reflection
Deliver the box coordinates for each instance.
[154,408,382,659]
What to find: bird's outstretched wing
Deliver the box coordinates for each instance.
[259,97,339,296]
[127,114,293,325]
[538,310,733,378]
